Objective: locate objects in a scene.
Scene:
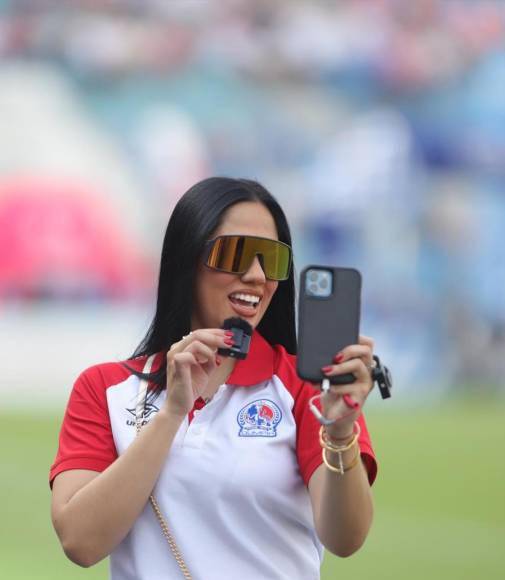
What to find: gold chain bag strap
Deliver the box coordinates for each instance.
[135,355,192,580]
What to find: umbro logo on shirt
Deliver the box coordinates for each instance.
[125,403,160,427]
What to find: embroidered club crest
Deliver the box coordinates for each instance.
[237,399,282,437]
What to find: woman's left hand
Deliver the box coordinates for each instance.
[319,335,375,440]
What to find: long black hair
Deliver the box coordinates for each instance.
[128,177,296,393]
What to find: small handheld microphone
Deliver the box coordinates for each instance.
[218,317,253,360]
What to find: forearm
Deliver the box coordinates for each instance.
[315,448,373,557]
[54,408,185,566]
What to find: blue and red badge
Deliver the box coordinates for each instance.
[237,399,282,437]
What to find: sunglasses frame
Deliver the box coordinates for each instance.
[202,235,292,281]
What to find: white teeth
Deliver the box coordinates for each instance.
[230,293,260,305]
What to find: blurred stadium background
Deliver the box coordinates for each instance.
[1,1,503,579]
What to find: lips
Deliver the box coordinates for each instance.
[228,294,260,318]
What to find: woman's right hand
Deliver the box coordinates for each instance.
[51,332,234,567]
[164,329,233,417]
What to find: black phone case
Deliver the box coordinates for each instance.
[297,266,362,385]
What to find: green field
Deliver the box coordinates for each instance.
[2,399,504,579]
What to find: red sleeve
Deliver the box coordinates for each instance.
[49,364,119,487]
[274,346,378,487]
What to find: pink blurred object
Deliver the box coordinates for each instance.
[0,177,154,301]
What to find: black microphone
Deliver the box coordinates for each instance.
[218,317,253,360]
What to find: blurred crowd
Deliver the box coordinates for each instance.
[0,0,504,394]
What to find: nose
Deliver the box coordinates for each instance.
[241,254,266,283]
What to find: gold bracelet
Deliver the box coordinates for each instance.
[322,445,361,475]
[319,422,361,454]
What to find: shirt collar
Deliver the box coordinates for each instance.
[227,330,275,386]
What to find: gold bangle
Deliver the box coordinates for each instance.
[319,422,361,453]
[322,445,361,475]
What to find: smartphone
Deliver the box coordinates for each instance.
[297,265,361,385]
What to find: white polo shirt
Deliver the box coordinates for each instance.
[51,331,377,580]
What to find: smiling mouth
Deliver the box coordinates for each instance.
[229,293,261,310]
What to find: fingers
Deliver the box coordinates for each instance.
[169,351,214,414]
[323,357,370,381]
[320,372,369,417]
[186,329,233,351]
[171,349,216,382]
[321,386,362,412]
[185,340,219,369]
[359,334,375,349]
[168,342,217,377]
[322,382,365,403]
[167,328,233,380]
[333,343,374,371]
[316,336,377,433]
[172,351,198,373]
[168,329,232,358]
[320,358,373,408]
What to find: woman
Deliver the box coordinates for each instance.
[50,177,377,579]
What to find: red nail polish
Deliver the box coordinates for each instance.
[224,331,234,337]
[333,353,344,363]
[215,356,222,366]
[321,365,333,373]
[224,338,234,346]
[343,394,360,410]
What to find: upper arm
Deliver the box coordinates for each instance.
[307,463,324,518]
[49,365,119,486]
[51,470,100,532]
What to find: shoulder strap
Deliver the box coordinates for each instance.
[135,354,156,428]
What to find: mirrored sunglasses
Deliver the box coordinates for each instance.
[203,235,292,281]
